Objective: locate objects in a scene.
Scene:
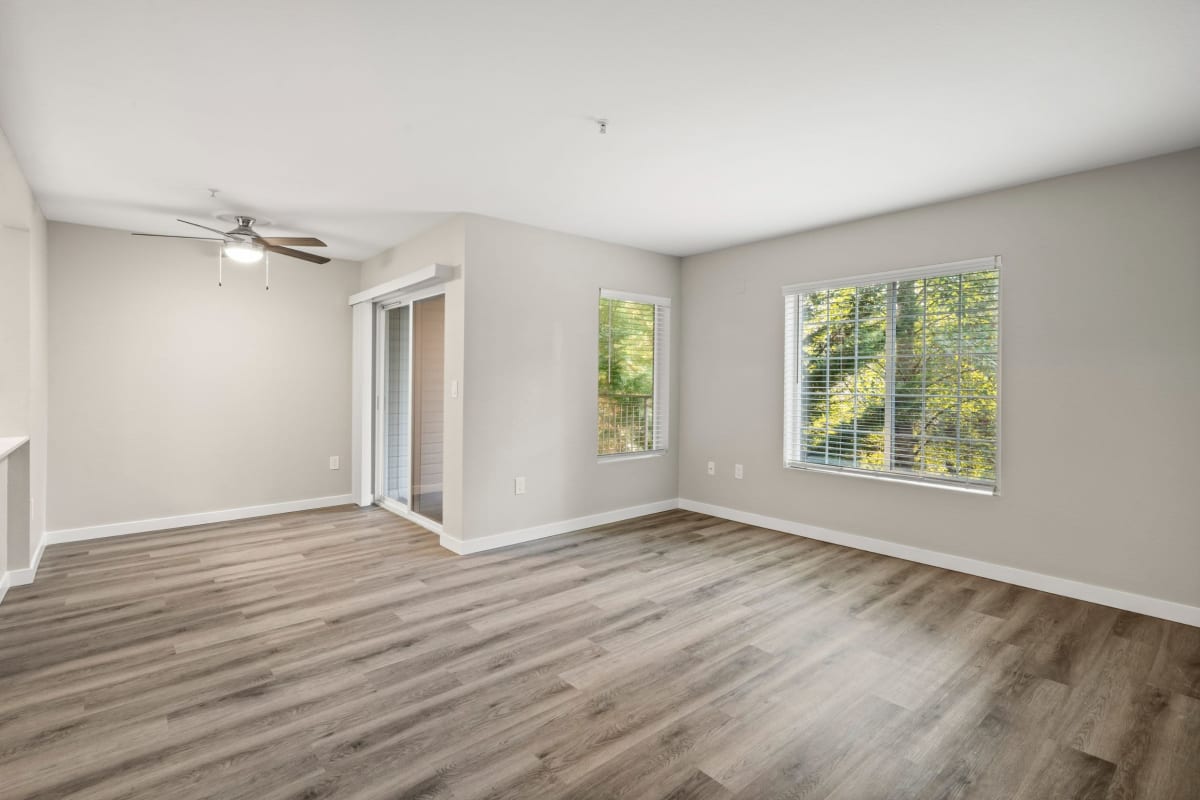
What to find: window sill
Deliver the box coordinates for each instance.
[785,462,997,495]
[598,450,667,464]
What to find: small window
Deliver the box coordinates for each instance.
[598,290,670,456]
[783,258,1000,492]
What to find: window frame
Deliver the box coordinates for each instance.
[782,257,1001,495]
[597,288,671,461]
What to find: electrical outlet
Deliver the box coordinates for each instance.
[514,476,526,495]
[734,464,744,479]
[707,461,716,476]
[329,456,340,470]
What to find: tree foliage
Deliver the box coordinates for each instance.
[799,270,998,482]
[598,297,657,453]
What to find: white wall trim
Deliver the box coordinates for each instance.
[782,255,1000,295]
[600,288,672,307]
[440,498,679,555]
[679,498,1200,628]
[44,494,355,546]
[348,264,453,306]
[0,435,30,461]
[8,530,46,587]
[0,494,353,604]
[11,492,1195,628]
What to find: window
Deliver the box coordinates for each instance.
[784,258,1000,492]
[598,289,670,456]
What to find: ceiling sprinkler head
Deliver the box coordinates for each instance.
[597,118,608,134]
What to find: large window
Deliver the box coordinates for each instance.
[598,289,670,456]
[784,258,1000,492]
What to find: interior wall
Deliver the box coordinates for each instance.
[0,226,31,434]
[359,216,465,290]
[461,214,681,541]
[0,126,47,571]
[360,215,466,537]
[47,222,361,531]
[679,148,1200,608]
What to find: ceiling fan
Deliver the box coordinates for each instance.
[133,216,331,265]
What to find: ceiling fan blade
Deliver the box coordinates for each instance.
[177,218,233,238]
[258,236,327,247]
[265,244,331,264]
[132,233,224,241]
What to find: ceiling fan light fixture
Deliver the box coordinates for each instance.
[223,240,264,264]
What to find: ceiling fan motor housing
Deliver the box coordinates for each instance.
[229,216,258,238]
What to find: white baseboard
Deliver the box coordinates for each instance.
[11,491,1195,628]
[0,495,353,605]
[45,494,356,546]
[8,532,46,587]
[1,528,47,600]
[679,498,1200,628]
[439,498,679,555]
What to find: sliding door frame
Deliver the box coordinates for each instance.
[371,283,447,533]
[350,264,453,516]
[373,300,412,510]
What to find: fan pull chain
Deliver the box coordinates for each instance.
[217,246,224,287]
[264,252,270,291]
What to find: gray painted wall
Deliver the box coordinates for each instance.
[360,216,466,537]
[679,149,1200,607]
[461,215,681,540]
[47,222,361,531]
[0,127,47,572]
[359,214,681,542]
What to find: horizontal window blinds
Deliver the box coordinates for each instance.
[599,291,669,455]
[784,259,1000,491]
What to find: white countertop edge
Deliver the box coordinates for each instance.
[0,436,30,461]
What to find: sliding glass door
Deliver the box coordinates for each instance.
[376,293,444,526]
[381,304,411,506]
[410,295,445,523]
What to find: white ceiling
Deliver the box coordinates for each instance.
[1,1,1198,260]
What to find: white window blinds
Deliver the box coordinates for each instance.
[598,289,670,456]
[784,258,1000,492]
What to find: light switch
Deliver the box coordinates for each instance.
[450,379,459,399]
[735,464,744,479]
[514,476,526,495]
[329,456,340,470]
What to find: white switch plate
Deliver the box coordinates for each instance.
[514,476,526,495]
[707,461,716,476]
[329,456,340,470]
[735,464,744,479]
[450,379,459,399]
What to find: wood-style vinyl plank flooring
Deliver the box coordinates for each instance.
[0,506,1197,799]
